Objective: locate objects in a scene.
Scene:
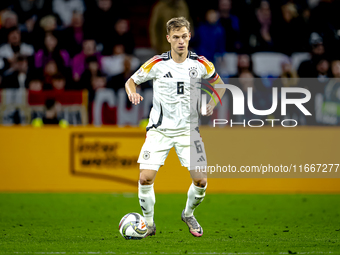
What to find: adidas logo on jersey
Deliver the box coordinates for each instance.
[197,156,205,162]
[163,72,173,78]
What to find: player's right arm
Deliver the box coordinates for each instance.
[125,56,161,105]
[125,78,143,105]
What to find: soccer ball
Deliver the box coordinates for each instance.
[118,212,148,239]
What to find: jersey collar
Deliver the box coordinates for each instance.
[168,50,191,59]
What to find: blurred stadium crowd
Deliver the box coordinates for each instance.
[0,0,339,126]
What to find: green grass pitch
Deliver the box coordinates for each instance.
[0,193,339,254]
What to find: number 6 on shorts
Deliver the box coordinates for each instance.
[194,140,203,154]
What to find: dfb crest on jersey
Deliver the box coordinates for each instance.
[189,67,198,78]
[143,151,150,160]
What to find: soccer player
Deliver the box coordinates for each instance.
[125,17,225,237]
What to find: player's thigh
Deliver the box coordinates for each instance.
[138,130,173,167]
[173,133,207,171]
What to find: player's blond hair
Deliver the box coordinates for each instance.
[166,17,190,35]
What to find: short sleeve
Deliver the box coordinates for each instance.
[131,56,162,85]
[198,56,221,85]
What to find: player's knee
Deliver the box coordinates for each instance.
[139,169,157,185]
[193,178,207,188]
[139,176,154,185]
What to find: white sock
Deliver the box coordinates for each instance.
[184,183,207,217]
[138,182,155,226]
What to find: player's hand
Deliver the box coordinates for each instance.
[202,104,214,116]
[128,93,144,105]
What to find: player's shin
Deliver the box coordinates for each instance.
[184,183,207,217]
[138,182,155,226]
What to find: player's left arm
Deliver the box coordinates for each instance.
[205,75,226,116]
[199,56,226,116]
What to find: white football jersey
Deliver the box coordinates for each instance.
[131,51,220,136]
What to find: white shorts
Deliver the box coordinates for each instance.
[138,129,207,171]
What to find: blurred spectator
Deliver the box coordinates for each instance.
[42,59,73,89]
[0,10,18,29]
[228,53,267,120]
[309,0,340,56]
[71,38,101,82]
[0,58,7,84]
[274,2,309,55]
[28,77,43,91]
[61,12,84,57]
[298,32,325,78]
[35,32,70,70]
[1,55,31,89]
[102,19,135,56]
[303,57,331,124]
[12,0,52,28]
[78,55,101,90]
[316,58,330,83]
[0,26,34,67]
[237,71,254,92]
[325,59,340,96]
[194,9,225,63]
[230,53,265,92]
[50,72,66,91]
[31,14,59,50]
[330,60,340,79]
[91,74,106,91]
[268,57,298,119]
[235,53,256,77]
[296,32,329,124]
[114,19,134,55]
[42,98,60,124]
[102,44,139,77]
[42,59,59,88]
[323,60,340,119]
[102,44,140,91]
[84,0,124,52]
[275,58,299,88]
[52,0,85,27]
[235,71,268,121]
[218,0,241,52]
[149,0,192,54]
[0,11,19,45]
[272,57,299,119]
[87,72,107,102]
[248,0,275,53]
[39,15,58,32]
[324,59,340,94]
